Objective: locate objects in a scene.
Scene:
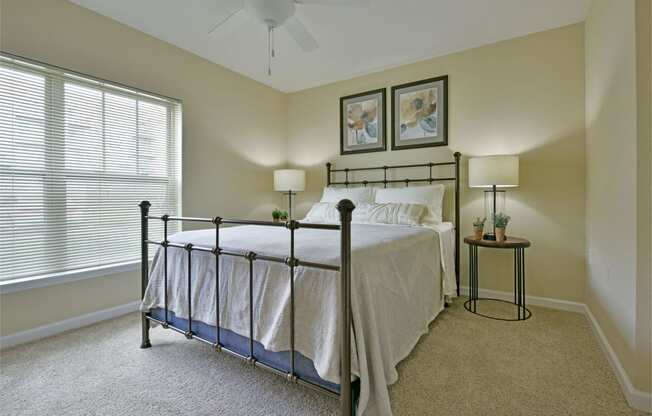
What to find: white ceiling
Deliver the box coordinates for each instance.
[69,0,591,93]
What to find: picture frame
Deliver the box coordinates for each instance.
[340,88,386,155]
[391,75,448,151]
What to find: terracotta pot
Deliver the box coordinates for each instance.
[273,217,280,223]
[473,227,483,240]
[495,227,506,242]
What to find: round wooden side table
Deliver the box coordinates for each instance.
[463,236,532,321]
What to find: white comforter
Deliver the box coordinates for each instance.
[141,222,456,416]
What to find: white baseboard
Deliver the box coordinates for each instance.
[458,286,651,413]
[458,286,586,314]
[0,301,140,350]
[583,306,652,413]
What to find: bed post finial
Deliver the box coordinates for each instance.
[336,198,355,416]
[336,198,355,218]
[139,201,152,349]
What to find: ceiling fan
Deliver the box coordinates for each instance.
[209,0,369,75]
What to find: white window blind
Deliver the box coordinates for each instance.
[0,54,181,282]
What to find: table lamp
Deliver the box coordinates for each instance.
[273,169,305,220]
[469,155,519,240]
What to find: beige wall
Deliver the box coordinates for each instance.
[0,0,287,336]
[635,0,652,395]
[585,0,651,394]
[0,272,139,335]
[647,0,652,396]
[287,24,586,303]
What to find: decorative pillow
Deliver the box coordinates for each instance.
[304,202,426,226]
[319,187,375,204]
[354,203,425,226]
[374,184,445,225]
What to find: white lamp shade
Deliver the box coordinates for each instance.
[274,169,305,192]
[469,156,519,188]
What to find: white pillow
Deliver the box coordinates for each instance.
[319,187,375,204]
[374,184,445,225]
[304,202,340,223]
[304,202,425,226]
[355,202,425,226]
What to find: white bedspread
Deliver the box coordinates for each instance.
[141,222,456,416]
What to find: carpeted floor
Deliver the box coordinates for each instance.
[0,299,645,416]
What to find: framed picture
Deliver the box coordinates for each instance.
[391,75,448,150]
[340,88,386,155]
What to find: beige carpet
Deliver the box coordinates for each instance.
[0,299,644,416]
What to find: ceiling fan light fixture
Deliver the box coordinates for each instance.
[245,0,295,27]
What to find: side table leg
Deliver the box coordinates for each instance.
[473,246,478,313]
[515,248,521,320]
[521,248,526,320]
[468,244,478,313]
[513,248,517,305]
[468,244,473,311]
[515,247,526,320]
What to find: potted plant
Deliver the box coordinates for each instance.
[494,213,511,242]
[472,217,486,239]
[279,210,289,221]
[272,208,282,222]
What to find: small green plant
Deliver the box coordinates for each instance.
[473,217,486,228]
[280,210,289,221]
[272,209,282,220]
[494,213,511,229]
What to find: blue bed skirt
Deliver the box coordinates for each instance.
[150,308,340,393]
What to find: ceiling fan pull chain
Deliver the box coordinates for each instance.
[267,25,272,76]
[271,27,276,58]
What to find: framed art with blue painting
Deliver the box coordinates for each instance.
[391,75,448,150]
[340,88,386,155]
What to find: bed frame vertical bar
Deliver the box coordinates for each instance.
[185,243,194,339]
[247,251,257,364]
[288,221,297,379]
[326,163,332,187]
[163,215,169,326]
[383,166,388,188]
[139,201,152,349]
[337,199,355,416]
[454,152,461,296]
[213,217,222,350]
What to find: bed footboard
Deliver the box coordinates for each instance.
[138,199,356,415]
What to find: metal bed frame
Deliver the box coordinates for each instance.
[138,152,460,416]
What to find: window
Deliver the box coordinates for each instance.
[0,54,181,283]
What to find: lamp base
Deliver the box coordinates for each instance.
[483,233,496,241]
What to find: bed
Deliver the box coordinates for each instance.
[138,154,461,416]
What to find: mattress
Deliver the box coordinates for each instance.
[141,222,455,415]
[149,308,340,392]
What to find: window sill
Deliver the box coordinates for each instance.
[0,261,141,295]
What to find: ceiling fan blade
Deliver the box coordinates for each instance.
[208,7,249,37]
[284,16,319,52]
[294,0,370,6]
